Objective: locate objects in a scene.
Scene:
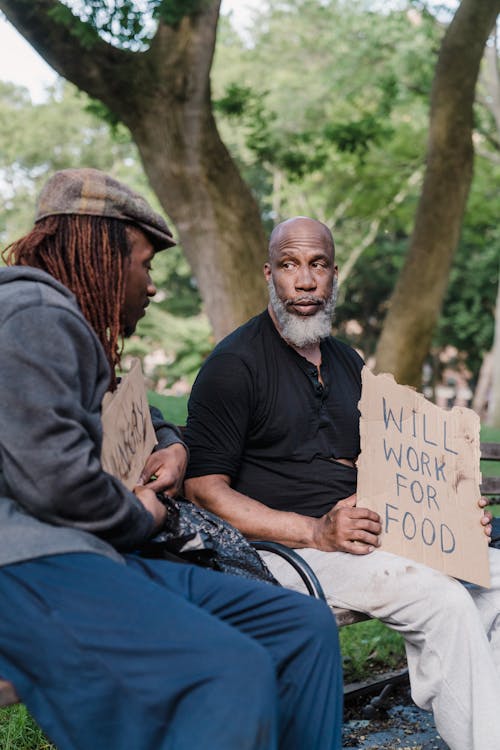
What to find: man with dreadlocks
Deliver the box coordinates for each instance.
[0,169,343,750]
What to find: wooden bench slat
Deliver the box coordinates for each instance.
[333,607,370,627]
[481,476,500,495]
[481,443,500,461]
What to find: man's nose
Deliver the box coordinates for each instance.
[295,265,316,290]
[147,281,157,297]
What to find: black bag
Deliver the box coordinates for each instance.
[141,494,278,585]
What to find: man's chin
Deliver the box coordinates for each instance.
[122,324,136,338]
[287,305,322,317]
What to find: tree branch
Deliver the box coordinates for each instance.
[0,0,144,106]
[338,168,423,293]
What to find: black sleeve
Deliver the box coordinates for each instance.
[184,353,253,479]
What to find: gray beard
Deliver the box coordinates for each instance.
[268,277,338,348]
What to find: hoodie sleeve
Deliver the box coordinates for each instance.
[149,405,188,455]
[0,303,155,550]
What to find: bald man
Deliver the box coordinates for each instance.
[184,216,500,750]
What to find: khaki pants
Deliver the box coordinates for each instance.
[261,546,500,750]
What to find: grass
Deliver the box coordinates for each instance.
[481,426,500,442]
[339,619,406,683]
[147,391,188,426]
[481,425,500,479]
[0,705,53,750]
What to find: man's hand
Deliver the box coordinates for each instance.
[138,444,188,497]
[479,496,493,542]
[133,485,167,532]
[311,494,382,554]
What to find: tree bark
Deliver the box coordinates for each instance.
[374,0,500,386]
[0,0,268,340]
[472,350,493,421]
[489,268,500,426]
[479,34,500,427]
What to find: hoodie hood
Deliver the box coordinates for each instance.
[0,266,80,327]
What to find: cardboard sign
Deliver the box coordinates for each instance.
[357,367,489,587]
[101,358,157,490]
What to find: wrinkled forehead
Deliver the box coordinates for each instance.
[269,218,334,261]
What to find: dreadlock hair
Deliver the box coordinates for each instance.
[3,214,132,392]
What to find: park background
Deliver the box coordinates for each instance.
[0,1,499,747]
[0,0,499,424]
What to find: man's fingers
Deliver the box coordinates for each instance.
[342,540,376,555]
[349,515,382,529]
[348,528,381,546]
[336,506,381,523]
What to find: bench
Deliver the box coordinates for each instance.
[1,440,499,710]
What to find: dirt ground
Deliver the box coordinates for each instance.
[343,684,449,750]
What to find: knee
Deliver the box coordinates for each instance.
[421,577,477,628]
[294,593,337,633]
[218,636,276,698]
[444,581,478,619]
[287,594,340,659]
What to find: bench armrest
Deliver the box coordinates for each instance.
[251,540,326,601]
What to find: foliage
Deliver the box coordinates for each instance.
[123,303,211,390]
[333,214,499,384]
[213,0,438,234]
[0,80,140,243]
[151,245,201,318]
[58,0,210,49]
[435,232,499,382]
[334,236,408,359]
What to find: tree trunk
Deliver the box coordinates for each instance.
[472,350,493,421]
[479,34,500,427]
[374,0,500,386]
[0,0,268,340]
[488,270,500,426]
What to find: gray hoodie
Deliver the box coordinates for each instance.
[0,266,180,567]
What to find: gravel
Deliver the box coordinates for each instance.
[343,684,449,749]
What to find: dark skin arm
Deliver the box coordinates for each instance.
[184,475,382,553]
[185,478,493,549]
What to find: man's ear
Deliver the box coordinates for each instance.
[263,262,271,282]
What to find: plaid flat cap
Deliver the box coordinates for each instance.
[35,168,176,251]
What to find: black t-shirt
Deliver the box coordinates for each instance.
[185,310,364,518]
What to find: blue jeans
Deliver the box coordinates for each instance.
[0,553,342,749]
